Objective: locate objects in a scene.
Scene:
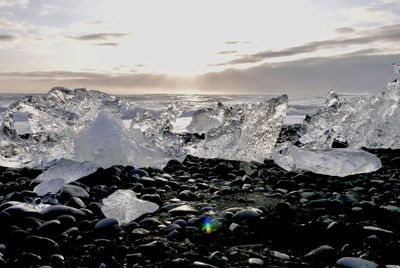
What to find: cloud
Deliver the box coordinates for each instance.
[225,41,250,45]
[0,34,16,41]
[216,50,237,55]
[0,53,398,95]
[335,27,356,34]
[86,20,109,25]
[197,53,399,95]
[96,42,119,46]
[66,33,130,41]
[0,0,29,8]
[217,23,400,65]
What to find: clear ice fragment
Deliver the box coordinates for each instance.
[271,142,382,177]
[0,87,288,168]
[188,95,288,161]
[300,67,400,149]
[101,189,159,224]
[33,159,97,196]
[34,178,65,196]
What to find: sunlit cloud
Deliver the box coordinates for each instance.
[0,0,399,93]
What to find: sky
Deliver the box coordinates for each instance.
[0,0,399,95]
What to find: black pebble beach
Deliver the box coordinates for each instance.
[0,142,399,268]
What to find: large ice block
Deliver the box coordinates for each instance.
[271,143,382,177]
[299,67,400,149]
[188,95,288,161]
[0,87,288,168]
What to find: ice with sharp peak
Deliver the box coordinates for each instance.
[0,87,288,168]
[186,103,225,133]
[33,159,97,196]
[188,95,288,161]
[271,142,382,177]
[101,189,159,224]
[299,67,400,149]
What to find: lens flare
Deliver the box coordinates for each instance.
[202,216,213,234]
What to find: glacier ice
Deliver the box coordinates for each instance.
[271,142,382,177]
[188,95,288,161]
[186,103,225,133]
[101,189,159,224]
[74,112,136,167]
[299,69,400,149]
[34,178,65,196]
[35,159,97,184]
[5,201,51,213]
[0,87,127,168]
[33,159,97,196]
[0,87,288,168]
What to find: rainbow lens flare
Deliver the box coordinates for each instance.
[202,216,213,234]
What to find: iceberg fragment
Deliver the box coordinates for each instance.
[188,95,288,161]
[0,86,288,168]
[101,189,159,224]
[33,159,97,196]
[74,112,136,167]
[34,178,65,196]
[271,142,382,177]
[299,66,400,149]
[0,87,126,168]
[186,103,225,133]
[5,201,51,213]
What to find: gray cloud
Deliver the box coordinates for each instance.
[0,53,398,95]
[96,42,119,46]
[335,27,356,34]
[66,33,130,41]
[0,34,16,41]
[218,23,400,65]
[86,20,109,25]
[216,50,238,55]
[197,53,399,95]
[225,41,250,45]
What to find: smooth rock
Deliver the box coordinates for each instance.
[336,257,378,268]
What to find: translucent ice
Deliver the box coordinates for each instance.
[0,87,288,168]
[34,178,65,196]
[0,87,126,168]
[186,103,225,133]
[101,189,159,224]
[33,159,97,196]
[300,67,400,149]
[5,201,51,213]
[271,143,382,177]
[188,95,288,161]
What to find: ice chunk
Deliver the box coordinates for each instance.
[74,112,136,167]
[0,87,288,168]
[0,87,127,168]
[34,178,65,196]
[36,159,97,183]
[271,143,382,177]
[101,189,159,224]
[186,103,225,133]
[33,159,97,196]
[5,201,51,212]
[188,95,288,161]
[300,66,400,149]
